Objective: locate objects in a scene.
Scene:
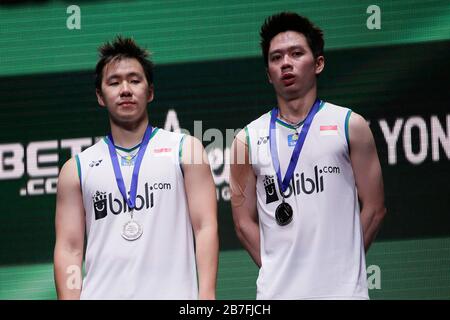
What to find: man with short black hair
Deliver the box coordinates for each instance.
[230,12,386,300]
[54,36,218,299]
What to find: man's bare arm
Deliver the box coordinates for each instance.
[349,112,387,252]
[53,158,86,299]
[230,130,261,267]
[182,136,219,300]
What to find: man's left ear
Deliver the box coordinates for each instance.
[266,68,273,84]
[315,56,325,75]
[147,85,154,103]
[96,89,106,107]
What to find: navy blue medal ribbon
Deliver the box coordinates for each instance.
[269,99,321,194]
[106,126,153,209]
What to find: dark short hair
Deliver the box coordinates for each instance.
[95,36,154,90]
[260,12,324,66]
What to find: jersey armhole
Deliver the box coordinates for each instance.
[244,126,251,160]
[75,154,82,186]
[345,110,352,154]
[178,134,187,177]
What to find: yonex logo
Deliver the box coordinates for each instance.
[257,136,269,145]
[89,159,103,167]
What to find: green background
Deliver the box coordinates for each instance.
[0,0,449,299]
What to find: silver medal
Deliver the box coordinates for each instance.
[122,220,143,241]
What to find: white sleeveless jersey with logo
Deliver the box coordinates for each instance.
[76,128,198,299]
[246,101,368,299]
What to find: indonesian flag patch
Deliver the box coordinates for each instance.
[320,125,338,136]
[153,147,172,156]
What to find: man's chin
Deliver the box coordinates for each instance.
[278,88,301,101]
[110,113,147,127]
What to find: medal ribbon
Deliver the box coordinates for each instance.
[106,125,153,209]
[269,99,321,193]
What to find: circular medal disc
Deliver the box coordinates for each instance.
[122,220,143,241]
[275,202,293,226]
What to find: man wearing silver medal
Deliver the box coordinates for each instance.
[54,36,219,299]
[230,12,386,299]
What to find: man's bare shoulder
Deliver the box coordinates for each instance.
[233,129,247,145]
[58,157,80,189]
[349,112,372,140]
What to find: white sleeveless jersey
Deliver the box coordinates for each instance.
[246,101,368,300]
[76,128,198,299]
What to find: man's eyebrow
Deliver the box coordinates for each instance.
[126,72,144,78]
[269,45,306,55]
[106,72,143,81]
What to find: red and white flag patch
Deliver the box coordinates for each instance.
[320,125,338,136]
[153,147,172,153]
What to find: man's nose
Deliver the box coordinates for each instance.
[281,55,292,70]
[120,81,132,96]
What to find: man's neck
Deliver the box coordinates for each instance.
[109,117,150,148]
[276,90,318,125]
